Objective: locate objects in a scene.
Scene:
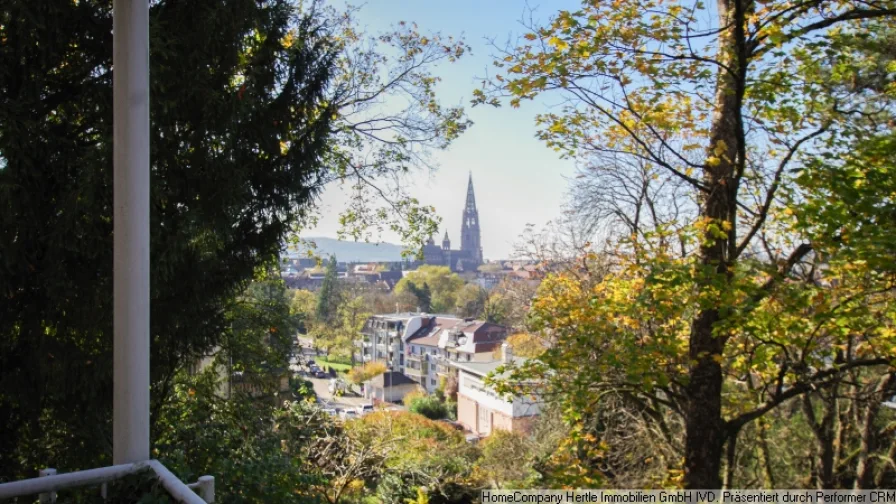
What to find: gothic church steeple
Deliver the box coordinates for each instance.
[460,172,482,263]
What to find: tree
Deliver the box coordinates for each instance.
[505,333,546,359]
[317,255,340,323]
[474,430,538,489]
[346,411,481,502]
[483,0,896,488]
[289,4,472,251]
[336,295,371,366]
[0,0,335,476]
[225,278,299,396]
[155,372,337,503]
[472,407,599,489]
[290,289,318,335]
[407,281,433,313]
[395,266,464,314]
[455,284,488,319]
[489,278,539,331]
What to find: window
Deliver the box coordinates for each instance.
[478,404,492,435]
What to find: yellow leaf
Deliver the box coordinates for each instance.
[706,156,721,167]
[548,36,570,51]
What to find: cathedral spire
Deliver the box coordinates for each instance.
[465,171,477,212]
[460,173,482,263]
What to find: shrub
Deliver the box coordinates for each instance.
[401,388,427,406]
[408,395,449,420]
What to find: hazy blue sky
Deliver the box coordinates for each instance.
[305,0,582,259]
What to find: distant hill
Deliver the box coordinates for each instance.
[284,237,407,263]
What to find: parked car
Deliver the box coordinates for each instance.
[340,410,358,421]
[314,370,328,379]
[356,403,375,415]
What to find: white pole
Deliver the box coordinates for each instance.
[38,468,57,504]
[113,0,150,464]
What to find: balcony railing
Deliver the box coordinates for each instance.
[0,460,213,503]
[405,362,429,376]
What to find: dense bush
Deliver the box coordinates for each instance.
[408,395,450,420]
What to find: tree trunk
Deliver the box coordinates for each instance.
[874,437,896,487]
[683,0,746,488]
[855,373,896,489]
[724,428,739,489]
[803,392,838,488]
[685,310,727,488]
[756,417,776,488]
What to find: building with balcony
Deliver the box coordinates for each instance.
[404,316,508,392]
[354,312,430,370]
[355,312,509,394]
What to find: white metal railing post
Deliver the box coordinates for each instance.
[197,476,215,503]
[38,468,57,504]
[112,0,151,464]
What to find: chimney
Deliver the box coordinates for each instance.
[502,342,513,363]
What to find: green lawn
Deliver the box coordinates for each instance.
[314,357,352,373]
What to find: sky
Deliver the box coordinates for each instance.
[304,0,582,260]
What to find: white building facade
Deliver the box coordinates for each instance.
[453,344,541,437]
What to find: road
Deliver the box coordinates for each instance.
[291,339,401,412]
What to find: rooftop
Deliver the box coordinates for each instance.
[367,371,418,388]
[406,317,507,350]
[450,356,527,378]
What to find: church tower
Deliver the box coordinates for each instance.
[442,231,451,250]
[460,173,483,263]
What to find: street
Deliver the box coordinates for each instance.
[291,339,401,412]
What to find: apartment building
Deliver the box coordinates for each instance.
[354,313,508,394]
